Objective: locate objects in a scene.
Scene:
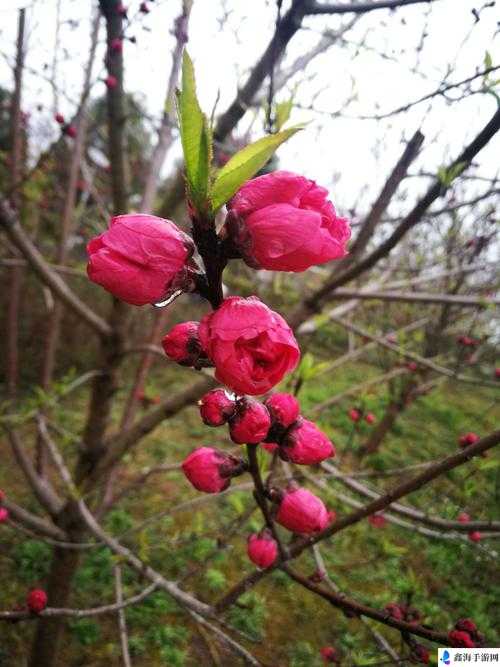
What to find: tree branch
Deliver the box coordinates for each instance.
[0,199,113,338]
[305,0,437,15]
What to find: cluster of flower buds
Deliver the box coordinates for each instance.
[0,490,8,524]
[495,367,500,379]
[457,511,482,542]
[162,297,300,395]
[448,618,483,648]
[348,408,376,425]
[406,361,419,372]
[27,589,48,614]
[196,390,335,466]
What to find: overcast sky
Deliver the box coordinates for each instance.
[1,0,498,219]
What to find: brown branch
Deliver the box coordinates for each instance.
[0,582,158,621]
[0,199,113,338]
[330,289,500,307]
[5,8,26,400]
[319,461,500,534]
[289,105,500,329]
[346,129,424,265]
[214,0,307,141]
[283,564,449,644]
[113,565,132,667]
[305,0,436,15]
[215,429,500,611]
[5,428,63,518]
[326,314,499,388]
[140,0,192,212]
[86,375,217,486]
[2,499,67,542]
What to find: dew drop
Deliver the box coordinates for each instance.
[153,289,183,308]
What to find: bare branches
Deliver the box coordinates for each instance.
[305,0,437,15]
[93,375,217,484]
[346,130,424,264]
[214,0,308,141]
[283,564,449,644]
[140,0,192,212]
[0,200,113,338]
[319,460,500,534]
[325,314,499,388]
[113,566,132,667]
[215,429,500,611]
[0,583,158,621]
[330,289,500,307]
[289,105,500,328]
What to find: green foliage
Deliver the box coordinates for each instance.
[126,591,180,626]
[69,619,101,646]
[176,51,211,213]
[437,161,468,187]
[227,591,267,641]
[204,567,227,591]
[146,625,188,666]
[275,96,294,131]
[288,640,322,667]
[210,125,303,213]
[12,540,51,583]
[75,548,113,592]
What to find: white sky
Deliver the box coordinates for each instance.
[1,0,499,219]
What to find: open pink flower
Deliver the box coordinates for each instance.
[280,418,335,465]
[226,171,350,272]
[199,296,300,396]
[182,447,245,494]
[247,530,278,568]
[276,486,334,534]
[87,214,193,306]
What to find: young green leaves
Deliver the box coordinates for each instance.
[210,125,303,213]
[176,51,211,213]
[176,51,302,217]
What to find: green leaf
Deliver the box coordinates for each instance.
[484,50,493,71]
[176,51,211,211]
[210,124,304,213]
[275,98,294,131]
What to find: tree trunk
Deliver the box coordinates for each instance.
[29,548,81,667]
